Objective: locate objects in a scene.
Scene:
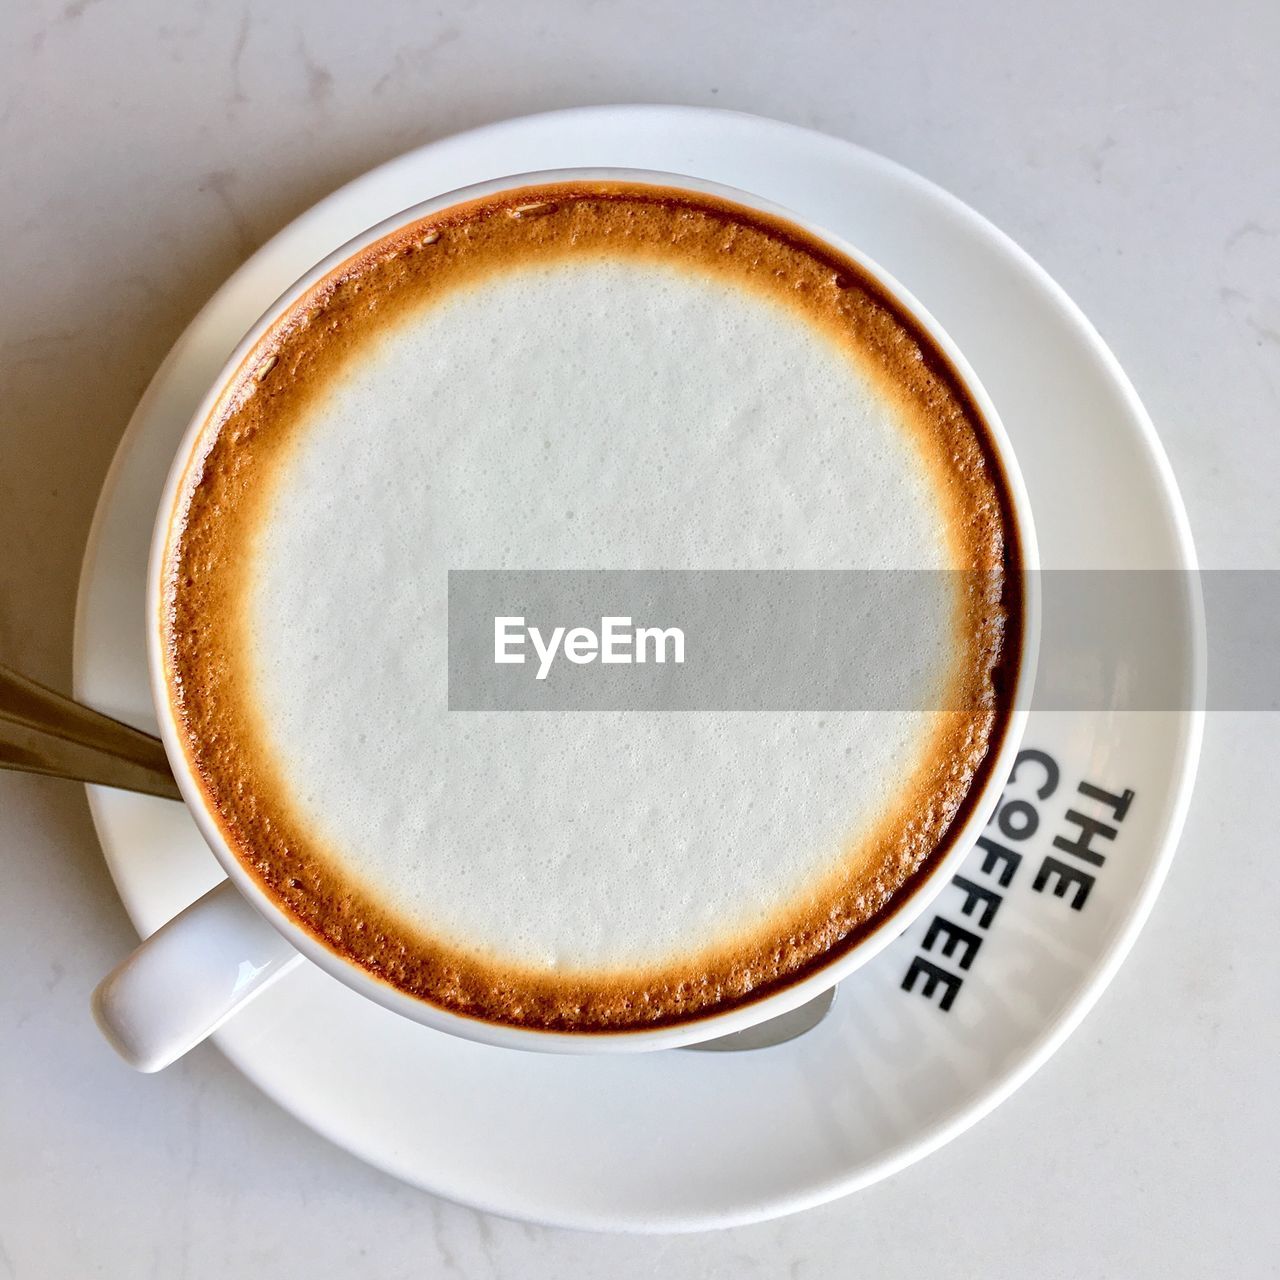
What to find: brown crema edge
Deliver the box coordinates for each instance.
[163,181,1024,1033]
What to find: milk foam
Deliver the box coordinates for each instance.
[247,258,956,973]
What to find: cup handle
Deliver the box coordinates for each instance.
[92,879,304,1072]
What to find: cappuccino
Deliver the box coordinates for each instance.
[161,182,1022,1032]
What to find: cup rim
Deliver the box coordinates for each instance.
[146,166,1041,1054]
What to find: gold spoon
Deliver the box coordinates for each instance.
[0,663,180,800]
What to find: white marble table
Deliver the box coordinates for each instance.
[2,1,1277,1274]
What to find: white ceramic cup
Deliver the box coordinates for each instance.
[92,169,1040,1071]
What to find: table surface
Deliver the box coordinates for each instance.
[3,1,1277,1275]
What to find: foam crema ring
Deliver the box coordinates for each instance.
[162,182,1023,1032]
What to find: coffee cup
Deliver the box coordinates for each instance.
[93,169,1039,1070]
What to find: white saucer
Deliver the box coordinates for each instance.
[73,105,1203,1232]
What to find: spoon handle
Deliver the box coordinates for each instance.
[0,663,181,800]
